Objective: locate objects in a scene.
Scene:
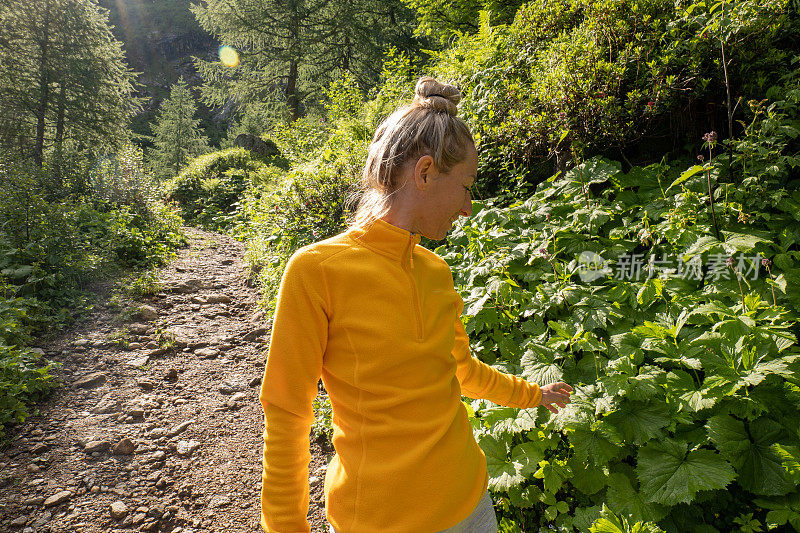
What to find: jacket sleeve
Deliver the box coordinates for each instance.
[259,250,329,533]
[451,291,541,409]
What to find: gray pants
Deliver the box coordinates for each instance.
[328,490,499,533]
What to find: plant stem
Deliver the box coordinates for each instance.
[706,168,722,241]
[577,162,590,210]
[734,268,745,309]
[766,265,777,306]
[720,1,735,181]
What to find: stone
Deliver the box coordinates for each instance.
[73,339,89,347]
[112,438,136,455]
[126,408,145,420]
[166,420,193,438]
[249,376,262,388]
[31,443,49,455]
[218,380,241,395]
[230,392,248,403]
[128,323,150,335]
[84,440,111,454]
[210,495,231,508]
[127,356,149,367]
[73,372,107,389]
[175,440,200,457]
[136,380,155,392]
[30,347,45,356]
[164,368,179,381]
[234,133,280,157]
[43,490,72,507]
[110,501,129,520]
[146,348,167,357]
[137,305,158,321]
[10,515,27,527]
[205,294,231,304]
[194,347,219,359]
[243,328,267,341]
[91,393,122,414]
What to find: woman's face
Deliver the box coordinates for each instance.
[419,144,478,241]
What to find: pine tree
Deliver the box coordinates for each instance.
[0,0,140,173]
[149,78,209,180]
[190,0,418,121]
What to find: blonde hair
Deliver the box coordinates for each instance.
[346,76,475,229]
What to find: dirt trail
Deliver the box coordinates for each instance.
[0,227,333,533]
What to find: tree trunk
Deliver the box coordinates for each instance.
[54,82,66,187]
[287,59,299,121]
[34,0,52,167]
[286,9,300,121]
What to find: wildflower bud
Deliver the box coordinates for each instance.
[726,257,734,268]
[702,131,718,143]
[762,258,772,268]
[697,154,704,162]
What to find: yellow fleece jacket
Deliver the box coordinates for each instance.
[259,218,542,533]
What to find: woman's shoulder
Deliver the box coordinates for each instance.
[286,231,353,270]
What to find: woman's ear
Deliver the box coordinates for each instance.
[413,155,437,190]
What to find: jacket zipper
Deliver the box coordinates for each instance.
[405,234,424,341]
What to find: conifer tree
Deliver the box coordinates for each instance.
[0,0,139,172]
[191,0,418,120]
[149,78,209,181]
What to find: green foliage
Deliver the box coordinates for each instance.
[402,0,524,44]
[0,344,60,441]
[0,0,140,166]
[439,149,800,531]
[312,393,333,442]
[149,78,210,181]
[590,504,665,533]
[164,147,284,229]
[429,0,800,198]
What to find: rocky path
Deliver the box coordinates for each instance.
[0,228,333,533]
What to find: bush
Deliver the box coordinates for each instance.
[0,344,60,441]
[164,147,285,228]
[430,1,799,198]
[439,153,800,532]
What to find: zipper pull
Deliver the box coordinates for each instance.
[409,234,415,269]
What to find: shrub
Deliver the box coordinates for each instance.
[430,1,799,198]
[0,344,60,441]
[439,153,800,532]
[164,147,285,227]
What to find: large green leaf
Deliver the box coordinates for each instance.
[481,406,539,436]
[478,433,544,491]
[706,415,795,495]
[570,420,625,467]
[666,370,719,412]
[604,402,670,445]
[636,439,735,505]
[479,432,522,491]
[606,471,669,524]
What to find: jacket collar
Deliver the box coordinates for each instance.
[348,218,422,264]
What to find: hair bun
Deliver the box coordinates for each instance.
[413,76,461,115]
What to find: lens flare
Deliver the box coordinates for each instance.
[219,46,240,68]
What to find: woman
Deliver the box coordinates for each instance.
[259,77,573,533]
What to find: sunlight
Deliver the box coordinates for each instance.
[219,45,240,68]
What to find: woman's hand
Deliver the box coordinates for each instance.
[539,382,573,414]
